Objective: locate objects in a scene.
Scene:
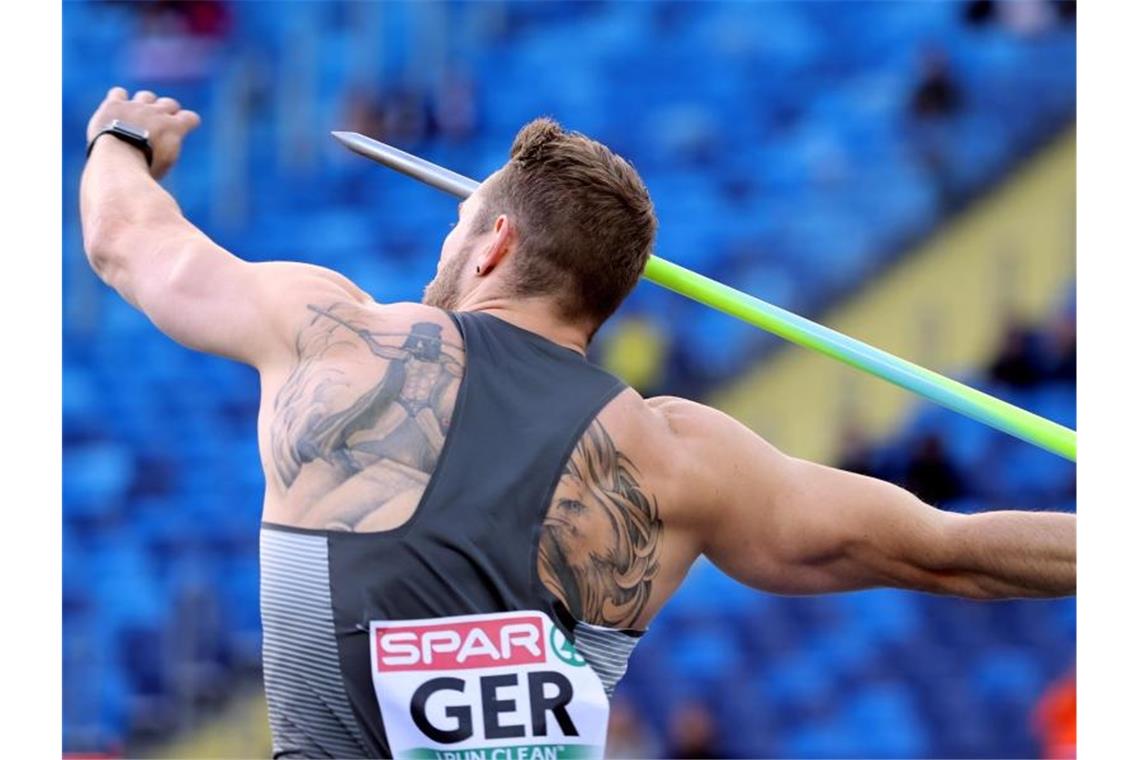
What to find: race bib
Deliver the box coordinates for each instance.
[369,611,609,760]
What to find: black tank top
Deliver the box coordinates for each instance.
[259,311,637,758]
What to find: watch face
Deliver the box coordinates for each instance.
[110,119,149,141]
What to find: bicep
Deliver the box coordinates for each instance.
[668,400,954,595]
[120,223,371,366]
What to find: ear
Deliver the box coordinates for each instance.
[474,215,515,277]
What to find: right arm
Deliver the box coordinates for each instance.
[654,397,1075,599]
[80,87,373,369]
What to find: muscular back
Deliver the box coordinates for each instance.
[257,299,702,630]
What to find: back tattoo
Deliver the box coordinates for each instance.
[270,302,664,627]
[270,302,464,530]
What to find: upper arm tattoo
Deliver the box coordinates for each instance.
[538,420,664,629]
[270,302,464,530]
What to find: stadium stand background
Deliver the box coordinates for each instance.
[62,1,1075,757]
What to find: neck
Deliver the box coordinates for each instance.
[453,293,591,355]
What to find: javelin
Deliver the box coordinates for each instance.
[331,131,1077,462]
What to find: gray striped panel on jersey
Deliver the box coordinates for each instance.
[261,528,369,759]
[573,620,641,698]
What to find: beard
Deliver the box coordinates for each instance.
[422,241,473,310]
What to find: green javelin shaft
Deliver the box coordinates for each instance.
[331,131,1077,462]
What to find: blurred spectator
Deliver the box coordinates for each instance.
[432,67,480,143]
[605,698,659,759]
[339,86,417,206]
[167,0,231,38]
[911,49,962,121]
[667,702,725,760]
[385,88,434,147]
[909,47,963,210]
[963,0,997,27]
[600,315,669,395]
[1033,667,1076,759]
[169,583,231,711]
[343,86,388,141]
[343,87,433,149]
[903,434,966,506]
[999,0,1060,38]
[1053,0,1077,26]
[837,424,880,478]
[964,0,1073,34]
[664,339,713,401]
[1044,312,1076,384]
[988,323,1049,388]
[120,0,231,81]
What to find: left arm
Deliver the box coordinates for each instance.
[655,397,1075,600]
[932,509,1075,598]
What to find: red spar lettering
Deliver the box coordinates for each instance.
[375,616,547,672]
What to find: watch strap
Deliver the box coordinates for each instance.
[86,123,154,167]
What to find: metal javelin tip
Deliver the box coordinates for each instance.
[329,130,480,198]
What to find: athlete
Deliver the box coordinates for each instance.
[80,88,1076,759]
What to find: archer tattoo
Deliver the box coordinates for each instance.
[270,302,464,530]
[538,419,664,629]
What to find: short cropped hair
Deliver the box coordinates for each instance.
[475,118,657,331]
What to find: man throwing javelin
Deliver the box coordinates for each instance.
[80,88,1075,759]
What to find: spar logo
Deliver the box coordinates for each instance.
[375,615,547,672]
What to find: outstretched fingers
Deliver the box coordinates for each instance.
[175,110,202,132]
[154,96,181,114]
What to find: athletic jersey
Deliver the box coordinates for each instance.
[259,310,641,759]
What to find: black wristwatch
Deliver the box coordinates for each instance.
[86,119,154,166]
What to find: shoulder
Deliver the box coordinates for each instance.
[645,394,705,421]
[645,395,739,441]
[262,301,465,381]
[644,394,791,512]
[288,301,460,339]
[602,394,730,468]
[248,261,375,307]
[596,389,680,449]
[642,396,725,483]
[586,393,718,521]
